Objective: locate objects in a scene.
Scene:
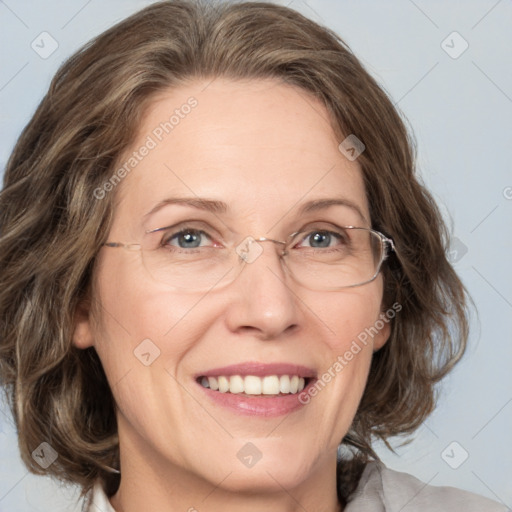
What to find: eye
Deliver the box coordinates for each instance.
[161,227,217,250]
[295,229,348,250]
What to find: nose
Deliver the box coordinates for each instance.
[223,238,300,340]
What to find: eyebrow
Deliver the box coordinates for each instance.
[144,197,228,218]
[144,197,367,223]
[298,198,367,223]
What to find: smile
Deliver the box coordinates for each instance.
[195,362,316,415]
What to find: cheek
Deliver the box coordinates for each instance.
[321,280,385,354]
[90,253,232,423]
[334,288,384,386]
[89,259,200,402]
[89,263,210,440]
[302,284,385,434]
[94,252,206,344]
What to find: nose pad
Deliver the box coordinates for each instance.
[234,236,287,270]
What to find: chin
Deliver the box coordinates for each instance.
[203,438,327,493]
[210,462,315,495]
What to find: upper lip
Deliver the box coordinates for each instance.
[196,362,317,379]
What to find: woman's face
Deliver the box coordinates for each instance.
[74,78,390,492]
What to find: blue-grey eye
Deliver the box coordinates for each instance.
[301,230,344,249]
[167,229,210,249]
[309,231,331,248]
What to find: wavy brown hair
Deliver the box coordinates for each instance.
[0,0,468,505]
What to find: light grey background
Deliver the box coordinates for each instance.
[1,1,511,510]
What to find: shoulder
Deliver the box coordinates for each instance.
[345,461,509,511]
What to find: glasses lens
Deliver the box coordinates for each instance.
[286,227,384,290]
[140,235,242,291]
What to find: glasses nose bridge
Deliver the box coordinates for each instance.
[253,236,288,257]
[255,236,286,245]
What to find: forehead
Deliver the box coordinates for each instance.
[113,78,369,232]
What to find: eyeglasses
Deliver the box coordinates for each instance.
[103,223,395,292]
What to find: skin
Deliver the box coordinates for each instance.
[73,78,390,512]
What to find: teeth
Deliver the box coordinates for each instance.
[201,375,307,395]
[229,375,244,394]
[244,375,262,395]
[218,376,229,393]
[279,375,290,393]
[290,375,299,394]
[262,375,280,395]
[209,376,219,391]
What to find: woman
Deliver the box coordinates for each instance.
[0,1,506,511]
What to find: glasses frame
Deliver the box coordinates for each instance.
[103,225,396,291]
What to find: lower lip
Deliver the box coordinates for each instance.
[197,379,316,417]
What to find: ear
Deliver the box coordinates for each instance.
[373,313,391,352]
[72,299,95,349]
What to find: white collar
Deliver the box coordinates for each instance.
[87,481,116,511]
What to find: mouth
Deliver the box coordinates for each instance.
[194,363,317,417]
[196,374,310,396]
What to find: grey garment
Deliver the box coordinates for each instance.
[86,461,509,511]
[345,461,509,511]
